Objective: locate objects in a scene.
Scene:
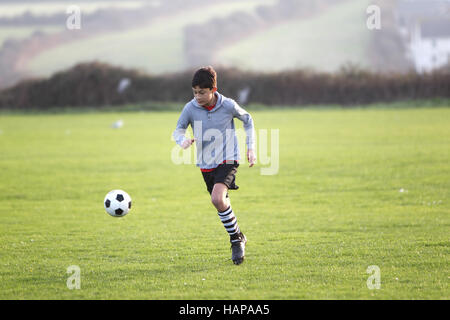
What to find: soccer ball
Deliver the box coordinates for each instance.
[104,190,132,217]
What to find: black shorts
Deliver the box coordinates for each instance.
[201,161,239,195]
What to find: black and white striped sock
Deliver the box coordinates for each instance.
[217,206,240,238]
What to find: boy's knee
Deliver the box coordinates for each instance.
[211,194,224,207]
[211,194,227,211]
[211,183,230,211]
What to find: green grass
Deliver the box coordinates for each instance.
[0,104,449,299]
[217,0,372,72]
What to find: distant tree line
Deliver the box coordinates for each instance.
[0,62,448,110]
[0,0,196,26]
[368,0,413,72]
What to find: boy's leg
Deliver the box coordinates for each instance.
[211,183,230,213]
[202,162,246,264]
[212,182,247,265]
[212,183,239,236]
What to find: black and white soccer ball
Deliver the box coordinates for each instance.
[104,190,132,217]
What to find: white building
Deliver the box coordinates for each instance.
[396,0,450,73]
[409,19,450,72]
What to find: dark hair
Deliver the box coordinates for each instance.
[192,66,217,89]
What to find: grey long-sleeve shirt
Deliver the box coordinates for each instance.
[172,92,255,169]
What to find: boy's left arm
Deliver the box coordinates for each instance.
[232,102,256,167]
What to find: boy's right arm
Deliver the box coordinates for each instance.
[172,105,194,149]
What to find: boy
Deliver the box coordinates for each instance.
[172,66,256,265]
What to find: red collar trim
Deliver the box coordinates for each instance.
[203,104,215,111]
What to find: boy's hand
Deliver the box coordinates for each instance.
[181,138,195,149]
[247,149,256,167]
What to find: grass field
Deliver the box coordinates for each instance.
[217,0,372,72]
[0,104,449,299]
[27,0,276,77]
[13,0,373,77]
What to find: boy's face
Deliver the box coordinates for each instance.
[192,86,217,106]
